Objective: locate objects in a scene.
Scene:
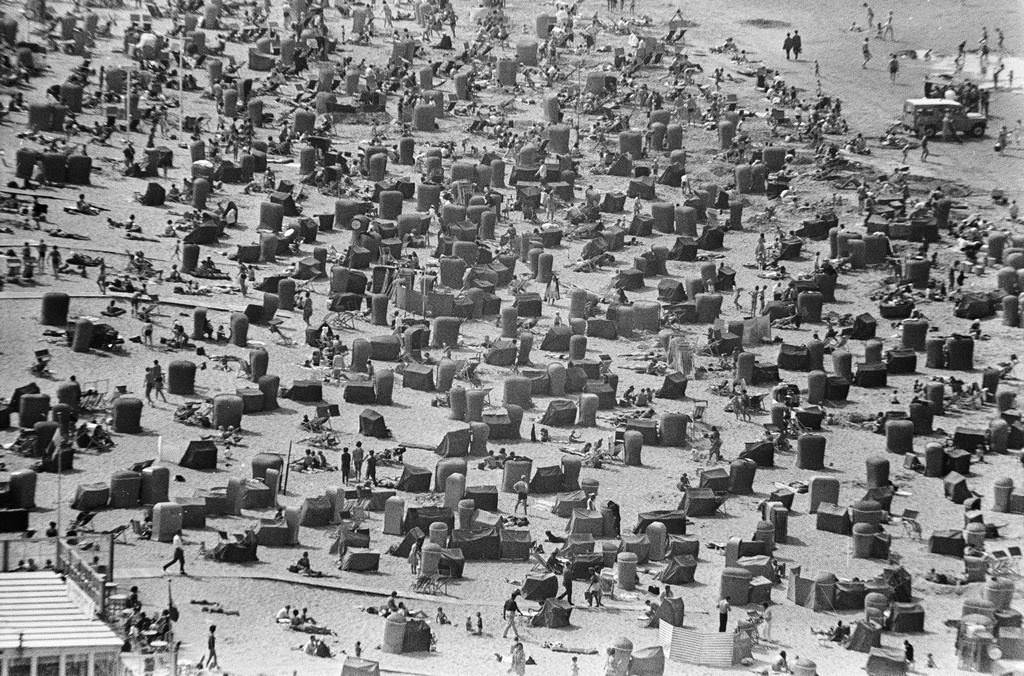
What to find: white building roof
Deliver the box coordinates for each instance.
[0,572,122,651]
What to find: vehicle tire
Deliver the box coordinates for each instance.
[922,126,937,138]
[970,125,985,138]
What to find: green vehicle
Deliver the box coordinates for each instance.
[902,98,987,138]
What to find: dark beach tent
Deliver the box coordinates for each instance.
[396,464,432,493]
[531,598,573,628]
[402,619,433,653]
[657,556,697,585]
[778,237,803,260]
[658,164,683,187]
[439,548,465,577]
[341,550,380,572]
[954,293,996,319]
[697,226,724,250]
[850,313,877,340]
[183,224,220,244]
[140,182,166,206]
[654,595,685,628]
[658,279,686,303]
[928,529,965,557]
[739,440,775,467]
[522,572,559,601]
[450,527,501,560]
[847,620,883,654]
[179,440,217,470]
[359,409,391,438]
[341,657,381,676]
[529,465,563,494]
[388,527,424,557]
[540,399,578,426]
[499,529,532,560]
[405,506,455,534]
[669,236,698,261]
[552,490,589,517]
[614,268,644,290]
[211,537,258,563]
[777,343,810,371]
[634,510,687,535]
[678,488,723,516]
[540,325,573,352]
[864,647,906,676]
[656,373,688,399]
[435,427,471,457]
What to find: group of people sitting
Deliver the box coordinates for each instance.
[276,604,333,636]
[291,448,334,472]
[477,447,527,470]
[618,385,656,407]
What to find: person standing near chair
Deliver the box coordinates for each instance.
[162,530,187,575]
[513,475,529,515]
[366,450,377,485]
[303,294,314,325]
[409,539,421,575]
[341,447,351,484]
[762,603,773,641]
[718,596,730,632]
[557,565,574,604]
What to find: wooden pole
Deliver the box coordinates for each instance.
[283,441,293,494]
[125,68,132,129]
[179,39,185,133]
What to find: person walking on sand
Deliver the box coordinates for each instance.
[864,3,874,30]
[791,30,802,59]
[162,530,187,575]
[201,625,218,669]
[920,133,930,162]
[718,596,731,632]
[862,38,872,68]
[152,367,167,403]
[502,591,523,639]
[883,11,894,40]
[783,33,793,60]
[888,54,899,83]
[557,566,574,605]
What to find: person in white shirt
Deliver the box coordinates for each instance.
[162,531,187,575]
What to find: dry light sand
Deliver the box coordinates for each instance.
[1,0,1023,674]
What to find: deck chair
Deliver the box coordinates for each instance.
[6,258,22,282]
[897,509,922,540]
[988,549,1011,575]
[106,524,130,543]
[1008,546,1022,574]
[74,511,98,532]
[79,380,111,411]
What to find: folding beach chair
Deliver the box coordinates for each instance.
[987,549,1011,575]
[897,509,921,540]
[1008,546,1023,574]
